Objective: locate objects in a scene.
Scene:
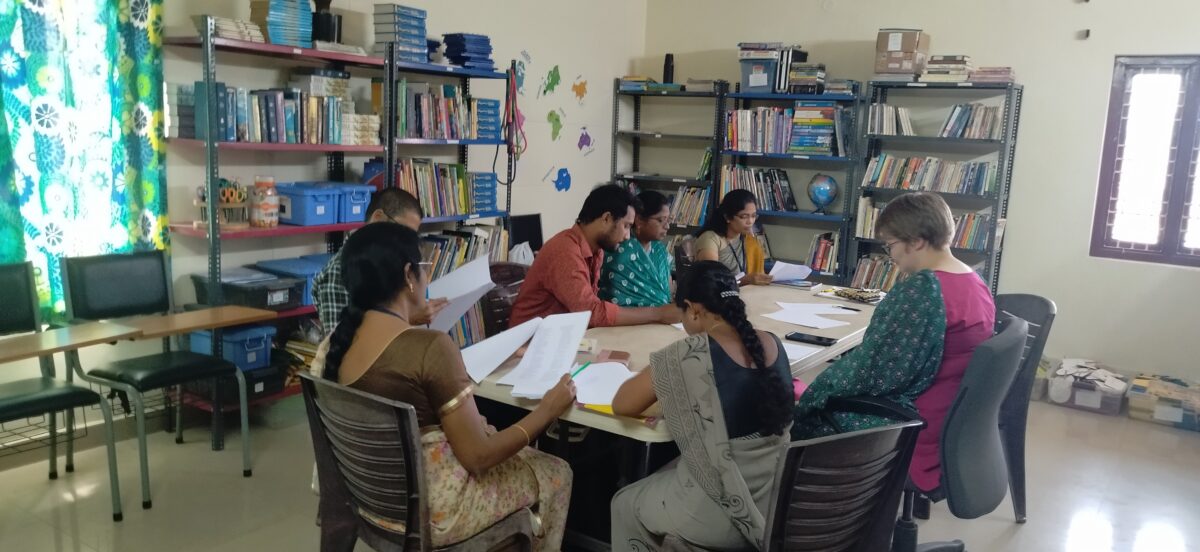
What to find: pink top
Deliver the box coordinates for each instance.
[909,271,995,492]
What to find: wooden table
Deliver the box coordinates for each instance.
[114,306,278,340]
[474,284,876,445]
[0,322,142,365]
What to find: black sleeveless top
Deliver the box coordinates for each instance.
[709,333,792,439]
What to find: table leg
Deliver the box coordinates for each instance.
[211,378,224,451]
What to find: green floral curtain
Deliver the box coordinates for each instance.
[0,0,167,317]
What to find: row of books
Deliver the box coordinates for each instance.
[396,80,500,141]
[373,3,428,63]
[420,227,498,281]
[850,255,906,292]
[249,0,311,49]
[855,199,882,239]
[448,304,487,347]
[668,186,710,227]
[806,232,839,275]
[725,107,794,154]
[867,103,915,136]
[939,103,1004,140]
[719,166,799,212]
[861,153,997,196]
[951,213,1001,250]
[394,160,497,218]
[192,81,365,145]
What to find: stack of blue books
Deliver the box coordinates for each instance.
[373,4,427,63]
[249,0,312,49]
[474,98,501,141]
[470,172,498,212]
[443,33,494,71]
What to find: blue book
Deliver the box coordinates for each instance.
[283,98,297,144]
[193,80,225,140]
[235,87,249,142]
[224,88,236,141]
[373,21,426,35]
[376,33,426,48]
[373,4,428,19]
[264,93,278,143]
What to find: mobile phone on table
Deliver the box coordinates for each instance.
[785,332,838,347]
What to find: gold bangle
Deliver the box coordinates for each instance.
[512,423,531,446]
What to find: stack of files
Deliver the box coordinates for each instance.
[193,15,265,42]
[919,55,974,83]
[289,68,351,101]
[165,82,195,139]
[851,254,906,292]
[951,212,993,250]
[787,63,826,94]
[938,103,1003,140]
[668,186,710,227]
[867,103,915,136]
[397,80,477,140]
[419,229,492,281]
[619,76,655,92]
[861,153,997,196]
[472,98,501,141]
[470,172,498,212]
[790,101,845,157]
[443,33,495,71]
[970,67,1016,83]
[725,106,794,153]
[823,79,858,96]
[249,0,312,49]
[720,166,799,212]
[872,74,915,84]
[807,232,839,275]
[340,113,381,145]
[373,4,427,62]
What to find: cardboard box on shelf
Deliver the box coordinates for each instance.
[875,29,931,54]
[874,51,929,74]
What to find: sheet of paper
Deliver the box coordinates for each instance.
[769,261,813,282]
[460,317,543,382]
[571,362,637,405]
[762,309,850,330]
[775,302,857,316]
[780,341,822,366]
[426,255,495,332]
[671,323,685,331]
[500,311,591,399]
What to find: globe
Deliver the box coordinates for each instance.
[807,174,839,214]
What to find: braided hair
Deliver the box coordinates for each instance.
[675,261,792,436]
[323,223,423,382]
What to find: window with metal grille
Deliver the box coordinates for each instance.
[1092,56,1200,267]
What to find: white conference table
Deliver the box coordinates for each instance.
[474,284,875,444]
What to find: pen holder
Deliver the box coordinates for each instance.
[194,199,250,230]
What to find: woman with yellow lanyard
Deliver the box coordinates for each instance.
[694,189,773,285]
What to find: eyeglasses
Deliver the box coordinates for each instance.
[734,213,757,222]
[882,240,902,255]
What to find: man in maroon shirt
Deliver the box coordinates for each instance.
[510,184,681,328]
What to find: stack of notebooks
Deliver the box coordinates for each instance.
[719,166,799,212]
[470,172,498,212]
[725,106,794,154]
[192,15,265,42]
[618,76,683,93]
[340,113,382,146]
[823,79,858,96]
[374,4,428,62]
[867,103,915,136]
[248,0,312,49]
[668,186,710,227]
[807,232,839,275]
[851,255,906,292]
[165,83,195,139]
[919,55,974,83]
[951,213,999,250]
[790,101,846,157]
[938,103,1003,140]
[194,81,353,145]
[289,68,351,101]
[395,159,497,218]
[443,33,495,71]
[787,63,826,94]
[473,98,501,141]
[861,153,997,196]
[970,67,1016,84]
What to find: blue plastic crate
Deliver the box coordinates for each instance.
[256,258,325,306]
[277,183,339,226]
[333,183,376,223]
[740,58,778,93]
[189,325,278,372]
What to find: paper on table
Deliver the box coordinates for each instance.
[572,362,637,405]
[671,323,685,331]
[502,311,591,399]
[762,309,850,329]
[776,302,857,315]
[425,256,495,332]
[461,317,543,382]
[780,341,822,367]
[769,261,813,282]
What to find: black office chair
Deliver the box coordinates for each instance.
[0,262,124,521]
[994,294,1056,524]
[481,262,529,337]
[60,250,252,510]
[300,373,535,551]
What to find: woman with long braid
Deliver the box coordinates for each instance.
[608,261,793,550]
[316,222,576,551]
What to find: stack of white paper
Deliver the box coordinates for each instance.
[762,302,855,329]
[498,311,591,399]
[461,317,543,382]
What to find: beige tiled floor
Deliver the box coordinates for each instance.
[0,400,1197,551]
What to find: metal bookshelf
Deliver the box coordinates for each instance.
[719,85,864,283]
[853,81,1023,293]
[610,79,729,236]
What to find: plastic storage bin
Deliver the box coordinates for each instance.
[1046,359,1128,416]
[189,325,278,371]
[276,183,339,226]
[191,272,306,311]
[184,363,287,405]
[740,58,778,93]
[334,183,376,223]
[256,258,325,306]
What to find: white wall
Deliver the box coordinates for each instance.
[639,0,1200,379]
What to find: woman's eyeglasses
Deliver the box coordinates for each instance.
[882,240,902,255]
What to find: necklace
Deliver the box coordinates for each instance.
[374,306,410,323]
[706,321,727,334]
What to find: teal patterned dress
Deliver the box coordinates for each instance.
[599,237,672,307]
[792,270,947,439]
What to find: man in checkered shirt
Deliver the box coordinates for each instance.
[313,188,448,334]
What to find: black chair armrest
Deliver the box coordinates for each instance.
[828,396,925,426]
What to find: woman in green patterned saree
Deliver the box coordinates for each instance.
[599,190,673,307]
